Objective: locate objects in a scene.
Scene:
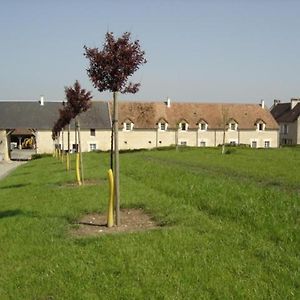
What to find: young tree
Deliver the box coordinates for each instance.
[84,32,146,226]
[59,106,73,170]
[64,80,92,184]
[221,105,229,155]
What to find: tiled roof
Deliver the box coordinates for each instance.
[0,101,111,130]
[115,101,278,130]
[271,102,300,123]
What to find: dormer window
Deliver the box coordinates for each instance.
[158,121,168,131]
[179,121,188,131]
[228,120,238,131]
[123,121,134,131]
[256,120,266,131]
[198,120,208,131]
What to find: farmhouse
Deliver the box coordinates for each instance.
[116,99,278,149]
[0,98,279,160]
[0,100,111,160]
[271,98,300,146]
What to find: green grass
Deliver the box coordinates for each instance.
[0,148,299,299]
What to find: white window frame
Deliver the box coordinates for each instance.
[123,122,134,131]
[257,122,265,131]
[264,140,271,148]
[250,140,257,148]
[89,143,97,152]
[199,122,208,131]
[228,122,238,131]
[179,140,187,146]
[158,122,168,131]
[179,122,189,131]
[199,140,207,147]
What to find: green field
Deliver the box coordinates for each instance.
[0,147,299,299]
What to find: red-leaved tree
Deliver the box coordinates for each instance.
[84,32,146,225]
[64,80,92,185]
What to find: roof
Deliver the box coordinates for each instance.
[271,102,300,123]
[115,101,279,130]
[0,101,111,130]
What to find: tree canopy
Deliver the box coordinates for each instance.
[84,32,147,93]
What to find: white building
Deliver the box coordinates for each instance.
[0,98,279,160]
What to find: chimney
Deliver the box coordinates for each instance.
[260,99,265,109]
[165,97,171,108]
[39,95,45,106]
[291,98,300,109]
[273,99,281,106]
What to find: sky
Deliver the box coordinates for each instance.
[1,0,300,107]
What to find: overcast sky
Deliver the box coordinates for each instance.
[1,0,300,107]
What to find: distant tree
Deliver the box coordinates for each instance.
[59,105,73,170]
[64,80,92,185]
[84,32,146,226]
[221,105,229,155]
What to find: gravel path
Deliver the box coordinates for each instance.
[0,161,26,180]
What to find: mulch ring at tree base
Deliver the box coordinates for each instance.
[70,208,160,237]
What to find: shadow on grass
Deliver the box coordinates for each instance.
[0,209,24,219]
[0,183,31,190]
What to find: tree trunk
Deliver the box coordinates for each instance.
[75,120,77,153]
[110,117,114,170]
[77,118,84,184]
[67,124,70,170]
[113,91,120,226]
[222,125,226,155]
[61,128,64,162]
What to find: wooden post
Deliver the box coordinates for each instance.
[113,91,120,226]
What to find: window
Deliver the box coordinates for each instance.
[229,140,237,146]
[229,122,237,131]
[199,122,207,131]
[180,122,188,131]
[180,141,187,146]
[257,122,265,131]
[123,122,133,131]
[281,124,288,134]
[264,141,270,148]
[90,129,96,136]
[89,143,97,151]
[159,122,168,131]
[251,141,257,148]
[200,141,206,147]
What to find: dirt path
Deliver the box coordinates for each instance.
[0,161,26,180]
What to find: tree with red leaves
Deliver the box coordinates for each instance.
[84,32,146,226]
[64,80,92,185]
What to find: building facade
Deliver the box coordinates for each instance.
[0,98,279,160]
[117,100,279,149]
[271,98,300,146]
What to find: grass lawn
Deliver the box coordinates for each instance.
[0,147,299,299]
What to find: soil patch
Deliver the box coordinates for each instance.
[70,208,160,237]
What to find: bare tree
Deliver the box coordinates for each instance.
[84,32,146,226]
[221,105,229,155]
